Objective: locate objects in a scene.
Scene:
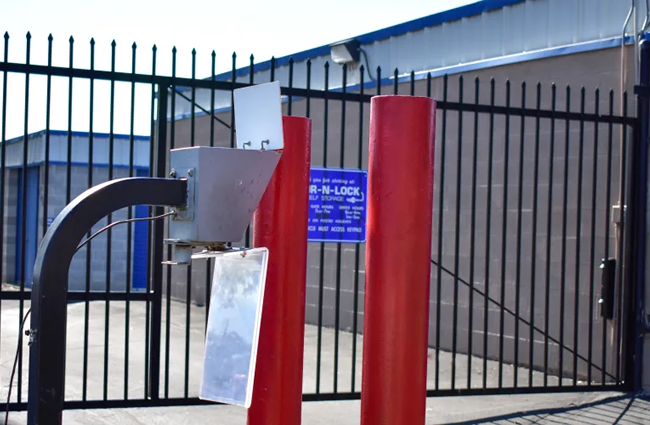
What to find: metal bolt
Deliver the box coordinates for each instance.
[187,169,194,177]
[169,168,177,178]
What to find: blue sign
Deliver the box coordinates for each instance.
[308,167,368,243]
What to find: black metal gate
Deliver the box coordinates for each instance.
[0,31,642,413]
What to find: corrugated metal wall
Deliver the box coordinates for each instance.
[172,0,642,120]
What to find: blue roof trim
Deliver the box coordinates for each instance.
[202,0,526,84]
[172,35,633,122]
[1,129,150,145]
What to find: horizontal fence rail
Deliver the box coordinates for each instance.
[0,32,636,413]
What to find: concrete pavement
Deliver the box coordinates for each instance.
[0,299,646,424]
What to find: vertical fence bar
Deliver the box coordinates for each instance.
[631,41,650,390]
[315,61,329,394]
[410,71,415,95]
[150,80,169,400]
[602,90,615,385]
[482,78,495,389]
[43,35,52,235]
[351,64,364,392]
[145,44,157,400]
[249,54,254,88]
[498,80,511,389]
[376,67,382,96]
[573,87,586,385]
[243,54,255,249]
[144,44,158,399]
[529,82,541,387]
[230,53,236,149]
[66,37,74,205]
[451,75,464,390]
[435,74,448,391]
[306,60,311,118]
[615,92,628,384]
[103,39,117,401]
[206,51,216,329]
[393,68,398,94]
[18,32,31,402]
[628,42,649,391]
[184,48,197,398]
[0,33,7,379]
[164,46,176,399]
[587,89,600,385]
[124,41,137,399]
[467,77,479,389]
[513,82,526,388]
[288,57,294,115]
[332,63,347,393]
[270,56,275,82]
[0,34,8,349]
[559,86,571,386]
[82,37,94,401]
[543,84,557,386]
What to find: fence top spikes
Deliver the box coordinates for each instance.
[152,44,157,52]
[48,34,53,41]
[111,40,116,47]
[3,31,8,39]
[132,42,137,49]
[212,50,216,58]
[90,37,95,45]
[69,35,74,43]
[172,46,177,53]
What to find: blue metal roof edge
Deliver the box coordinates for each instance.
[196,0,526,85]
[171,35,632,122]
[1,129,150,145]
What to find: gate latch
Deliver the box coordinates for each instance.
[611,204,626,225]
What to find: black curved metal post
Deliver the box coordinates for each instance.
[27,177,187,425]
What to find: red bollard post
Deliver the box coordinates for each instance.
[248,116,312,425]
[361,96,436,425]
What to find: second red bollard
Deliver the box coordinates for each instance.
[361,95,437,425]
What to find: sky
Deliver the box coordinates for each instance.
[0,0,473,139]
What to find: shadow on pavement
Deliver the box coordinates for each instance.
[447,393,650,425]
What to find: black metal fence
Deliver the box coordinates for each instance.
[0,32,640,413]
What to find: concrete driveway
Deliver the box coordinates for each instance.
[0,299,644,424]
